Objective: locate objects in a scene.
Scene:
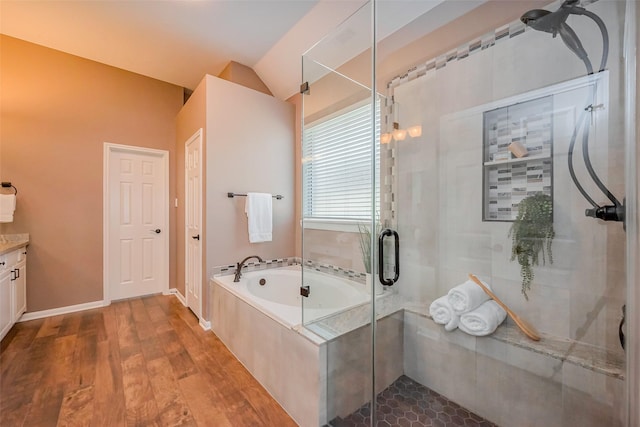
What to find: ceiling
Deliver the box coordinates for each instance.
[0,0,485,100]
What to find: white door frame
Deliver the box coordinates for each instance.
[185,129,203,323]
[103,142,169,305]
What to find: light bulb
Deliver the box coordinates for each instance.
[392,128,407,141]
[380,133,392,144]
[408,125,422,137]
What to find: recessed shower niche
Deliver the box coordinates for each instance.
[482,95,554,221]
[480,70,610,222]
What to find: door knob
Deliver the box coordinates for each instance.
[192,234,200,240]
[151,229,161,234]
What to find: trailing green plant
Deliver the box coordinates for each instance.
[357,219,381,274]
[508,193,554,300]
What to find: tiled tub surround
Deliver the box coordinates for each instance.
[0,233,29,255]
[209,267,402,427]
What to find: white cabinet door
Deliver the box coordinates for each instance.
[12,258,26,322]
[0,270,12,340]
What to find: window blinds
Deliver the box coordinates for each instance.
[302,102,380,220]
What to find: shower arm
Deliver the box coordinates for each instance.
[571,7,609,73]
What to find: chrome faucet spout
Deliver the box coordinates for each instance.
[233,255,264,282]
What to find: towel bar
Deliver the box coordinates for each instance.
[228,192,283,200]
[1,182,17,195]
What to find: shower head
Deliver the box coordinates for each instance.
[520,0,589,65]
[521,1,622,226]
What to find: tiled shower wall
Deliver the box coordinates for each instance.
[388,1,627,353]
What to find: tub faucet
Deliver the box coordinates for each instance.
[233,255,264,282]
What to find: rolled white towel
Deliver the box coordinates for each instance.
[447,279,491,314]
[458,300,507,336]
[429,296,459,331]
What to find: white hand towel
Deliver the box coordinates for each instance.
[447,278,492,314]
[245,193,272,243]
[458,300,507,336]
[429,295,459,331]
[0,194,16,223]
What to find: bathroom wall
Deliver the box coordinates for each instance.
[0,35,183,312]
[176,74,295,319]
[204,75,295,269]
[217,61,273,97]
[176,77,208,299]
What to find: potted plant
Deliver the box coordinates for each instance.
[509,193,554,299]
[357,221,378,274]
[358,220,382,294]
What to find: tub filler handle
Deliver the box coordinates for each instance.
[300,285,310,297]
[378,228,400,286]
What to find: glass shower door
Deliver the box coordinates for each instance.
[300,2,378,425]
[301,0,636,426]
[374,0,635,426]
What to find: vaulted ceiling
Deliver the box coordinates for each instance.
[0,0,493,100]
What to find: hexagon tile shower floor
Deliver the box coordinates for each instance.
[328,376,497,427]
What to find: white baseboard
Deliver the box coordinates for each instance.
[167,289,209,330]
[167,288,187,306]
[19,300,108,322]
[199,319,211,331]
[18,291,202,331]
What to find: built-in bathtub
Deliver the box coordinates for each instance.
[213,265,370,328]
[209,264,403,427]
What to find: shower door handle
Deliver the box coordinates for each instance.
[378,228,399,286]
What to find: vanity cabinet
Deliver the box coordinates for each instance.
[0,247,27,341]
[13,250,26,322]
[0,266,11,340]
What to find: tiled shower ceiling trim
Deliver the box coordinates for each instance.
[386,0,598,90]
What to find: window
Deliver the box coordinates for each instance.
[302,100,380,221]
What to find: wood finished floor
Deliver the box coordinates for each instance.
[0,294,297,427]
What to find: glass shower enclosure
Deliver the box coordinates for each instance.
[300,0,637,425]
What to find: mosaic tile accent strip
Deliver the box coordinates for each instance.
[211,257,367,285]
[302,259,367,284]
[328,375,497,427]
[210,257,299,278]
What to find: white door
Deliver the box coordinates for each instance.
[185,130,202,318]
[106,144,168,301]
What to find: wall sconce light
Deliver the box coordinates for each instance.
[392,122,407,141]
[380,133,393,144]
[407,125,422,138]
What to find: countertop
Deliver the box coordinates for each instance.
[0,234,29,256]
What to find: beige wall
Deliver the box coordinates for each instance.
[176,74,295,320]
[0,35,183,312]
[175,77,208,298]
[217,61,273,97]
[204,75,295,269]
